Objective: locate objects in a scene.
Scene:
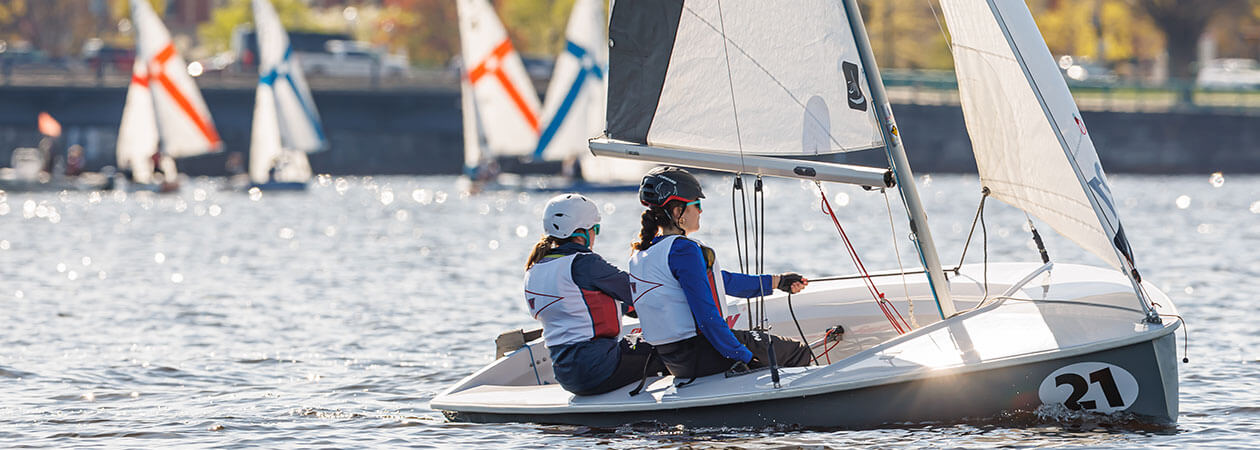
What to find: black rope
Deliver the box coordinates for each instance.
[1159,313,1190,363]
[754,177,779,387]
[627,351,657,396]
[732,176,753,330]
[786,292,815,364]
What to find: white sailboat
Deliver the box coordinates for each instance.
[116,0,221,192]
[432,0,1181,428]
[247,0,327,191]
[456,0,543,181]
[533,0,652,188]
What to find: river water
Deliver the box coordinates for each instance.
[0,174,1255,447]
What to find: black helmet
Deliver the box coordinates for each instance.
[639,166,704,207]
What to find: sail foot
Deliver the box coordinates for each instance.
[589,139,892,188]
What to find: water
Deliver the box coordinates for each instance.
[1,174,1257,447]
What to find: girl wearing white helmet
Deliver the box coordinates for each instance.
[628,167,813,380]
[523,193,666,395]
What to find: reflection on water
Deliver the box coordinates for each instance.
[0,174,1257,446]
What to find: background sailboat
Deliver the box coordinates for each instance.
[456,0,543,182]
[533,0,652,188]
[247,0,327,191]
[116,0,220,192]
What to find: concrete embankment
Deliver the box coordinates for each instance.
[0,84,1256,175]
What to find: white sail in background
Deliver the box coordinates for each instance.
[460,77,494,171]
[535,0,651,182]
[128,0,220,159]
[606,0,884,157]
[117,58,158,184]
[249,0,325,184]
[940,0,1137,271]
[456,0,541,167]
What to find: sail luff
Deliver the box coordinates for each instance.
[130,0,219,159]
[980,0,1151,317]
[841,0,956,319]
[117,58,158,184]
[456,0,541,158]
[940,0,1152,318]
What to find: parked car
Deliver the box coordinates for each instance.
[82,38,135,74]
[302,40,410,79]
[1197,58,1260,90]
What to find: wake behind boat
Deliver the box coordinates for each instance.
[434,0,1182,429]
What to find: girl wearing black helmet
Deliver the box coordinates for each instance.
[524,193,666,395]
[627,167,813,380]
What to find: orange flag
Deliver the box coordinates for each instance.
[38,112,61,137]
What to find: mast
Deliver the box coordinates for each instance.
[841,0,957,319]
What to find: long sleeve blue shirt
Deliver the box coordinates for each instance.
[662,236,773,363]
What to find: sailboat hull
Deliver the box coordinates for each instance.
[441,331,1177,428]
[432,263,1181,429]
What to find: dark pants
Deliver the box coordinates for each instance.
[573,337,668,396]
[655,330,813,380]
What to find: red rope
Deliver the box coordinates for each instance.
[818,186,911,334]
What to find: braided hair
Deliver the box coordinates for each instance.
[632,201,685,251]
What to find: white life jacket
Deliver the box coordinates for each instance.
[627,235,733,345]
[523,253,622,347]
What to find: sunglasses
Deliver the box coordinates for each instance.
[590,223,601,236]
[685,200,702,212]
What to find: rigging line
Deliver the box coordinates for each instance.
[732,176,753,330]
[980,191,990,302]
[925,0,952,51]
[786,292,816,364]
[883,188,917,329]
[817,182,908,333]
[712,0,746,172]
[954,189,990,270]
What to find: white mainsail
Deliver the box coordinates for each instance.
[939,0,1137,273]
[125,0,220,160]
[606,0,884,156]
[534,0,650,182]
[117,59,158,184]
[456,0,541,171]
[249,0,326,184]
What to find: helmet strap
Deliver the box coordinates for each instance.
[570,230,592,248]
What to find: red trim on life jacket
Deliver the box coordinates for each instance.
[581,289,620,339]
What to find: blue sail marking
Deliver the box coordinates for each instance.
[260,46,326,145]
[532,41,603,159]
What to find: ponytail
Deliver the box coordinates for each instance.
[632,202,684,251]
[525,235,563,270]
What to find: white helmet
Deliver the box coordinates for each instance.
[543,193,601,239]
